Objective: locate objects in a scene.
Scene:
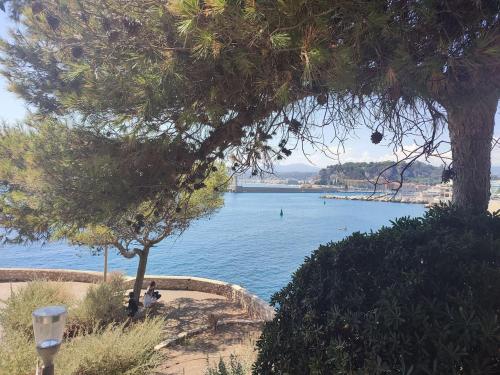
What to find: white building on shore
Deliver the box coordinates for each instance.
[416,184,453,205]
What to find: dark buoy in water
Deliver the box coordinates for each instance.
[280,209,283,217]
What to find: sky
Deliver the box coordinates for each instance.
[0,12,499,169]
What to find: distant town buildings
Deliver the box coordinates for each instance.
[231,173,500,207]
[416,184,453,205]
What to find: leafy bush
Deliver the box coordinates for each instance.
[72,273,127,329]
[56,318,164,375]
[0,319,164,375]
[206,355,247,375]
[0,280,73,337]
[0,332,37,375]
[0,276,127,338]
[254,206,500,374]
[0,278,163,375]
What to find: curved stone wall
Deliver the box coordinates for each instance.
[139,275,274,320]
[0,268,274,321]
[0,268,103,284]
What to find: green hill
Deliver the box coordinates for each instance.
[317,161,442,185]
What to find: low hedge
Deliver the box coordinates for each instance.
[254,206,500,374]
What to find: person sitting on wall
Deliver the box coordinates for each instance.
[144,281,161,308]
[148,281,162,300]
[127,292,139,317]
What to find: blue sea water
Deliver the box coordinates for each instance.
[0,193,425,300]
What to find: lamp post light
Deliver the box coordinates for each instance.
[103,245,109,282]
[32,306,67,375]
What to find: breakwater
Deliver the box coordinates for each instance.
[231,186,374,194]
[232,186,339,193]
[321,194,428,205]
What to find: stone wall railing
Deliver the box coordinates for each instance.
[0,268,274,321]
[138,275,274,321]
[0,268,104,284]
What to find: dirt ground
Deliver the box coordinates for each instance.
[155,323,262,375]
[152,290,259,374]
[158,291,249,338]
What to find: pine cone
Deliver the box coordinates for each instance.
[370,131,383,144]
[441,168,455,183]
[71,46,83,59]
[46,14,60,31]
[289,119,301,134]
[31,2,44,14]
[317,93,328,105]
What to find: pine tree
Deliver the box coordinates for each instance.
[0,0,498,211]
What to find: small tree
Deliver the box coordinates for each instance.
[0,121,228,301]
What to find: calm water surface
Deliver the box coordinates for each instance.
[0,193,425,300]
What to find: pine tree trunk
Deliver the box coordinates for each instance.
[133,247,150,303]
[447,94,498,212]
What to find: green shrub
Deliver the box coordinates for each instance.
[72,273,127,329]
[56,318,164,375]
[254,206,500,374]
[206,355,247,375]
[0,280,74,337]
[0,278,163,375]
[0,276,127,338]
[0,319,163,375]
[0,332,37,375]
[0,319,164,375]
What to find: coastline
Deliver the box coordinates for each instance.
[322,194,500,213]
[321,194,428,205]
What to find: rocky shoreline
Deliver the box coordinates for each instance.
[321,194,429,205]
[322,194,500,212]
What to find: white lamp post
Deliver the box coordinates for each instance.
[32,306,67,375]
[103,245,109,282]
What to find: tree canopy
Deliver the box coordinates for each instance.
[0,120,227,243]
[0,0,498,212]
[0,120,228,298]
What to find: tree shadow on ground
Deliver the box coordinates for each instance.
[154,297,248,337]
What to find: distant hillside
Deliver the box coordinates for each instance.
[317,161,442,185]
